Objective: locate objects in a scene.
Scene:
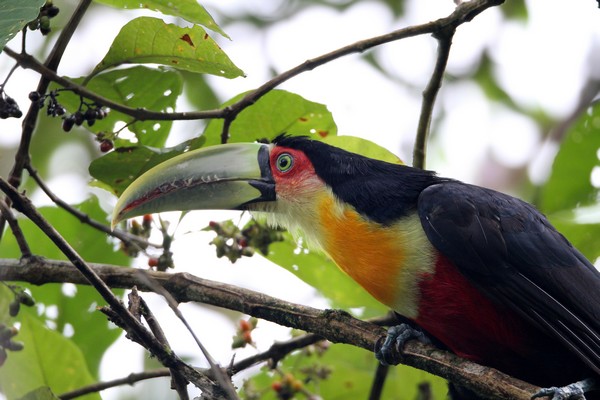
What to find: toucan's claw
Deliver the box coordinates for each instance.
[375,323,432,366]
[532,378,597,400]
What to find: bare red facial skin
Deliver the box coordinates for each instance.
[269,146,321,199]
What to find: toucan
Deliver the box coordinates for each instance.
[113,135,600,399]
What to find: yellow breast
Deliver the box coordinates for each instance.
[317,196,436,318]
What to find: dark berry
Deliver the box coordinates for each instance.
[84,108,96,122]
[62,116,75,132]
[39,16,51,35]
[99,139,113,153]
[73,111,84,126]
[8,301,19,317]
[148,257,159,267]
[46,5,59,17]
[28,92,41,102]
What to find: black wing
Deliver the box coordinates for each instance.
[418,181,600,374]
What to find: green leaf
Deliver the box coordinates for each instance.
[55,66,183,147]
[267,232,386,318]
[94,0,229,39]
[0,198,129,377]
[203,89,337,146]
[0,312,99,400]
[322,136,403,164]
[18,386,60,400]
[0,0,45,52]
[550,216,600,262]
[540,103,600,214]
[91,17,243,78]
[89,137,205,196]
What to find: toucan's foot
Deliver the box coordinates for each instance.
[375,323,432,365]
[532,378,598,400]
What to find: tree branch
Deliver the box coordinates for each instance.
[0,257,539,400]
[0,180,224,398]
[2,0,503,132]
[412,28,454,169]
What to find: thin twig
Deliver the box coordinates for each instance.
[368,363,390,400]
[127,288,190,400]
[0,200,31,257]
[412,29,454,169]
[58,369,171,400]
[136,270,240,400]
[25,164,159,250]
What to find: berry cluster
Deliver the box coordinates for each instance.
[271,373,305,400]
[119,214,153,257]
[30,90,110,144]
[0,91,22,119]
[61,103,108,132]
[28,1,60,35]
[232,317,258,349]
[0,324,24,367]
[205,219,284,263]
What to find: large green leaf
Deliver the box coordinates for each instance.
[540,102,600,262]
[202,90,337,145]
[540,102,600,214]
[0,311,99,400]
[91,17,243,78]
[55,66,183,147]
[0,0,45,52]
[89,137,205,196]
[0,197,129,377]
[95,0,229,39]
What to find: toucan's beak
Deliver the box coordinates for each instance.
[112,143,275,228]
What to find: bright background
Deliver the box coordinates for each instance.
[1,0,600,398]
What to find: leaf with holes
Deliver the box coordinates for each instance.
[91,17,243,78]
[95,0,229,39]
[203,89,337,145]
[53,66,182,147]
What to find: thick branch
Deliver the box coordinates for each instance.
[0,258,538,400]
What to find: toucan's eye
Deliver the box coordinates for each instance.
[276,153,294,173]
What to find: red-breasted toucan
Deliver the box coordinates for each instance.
[112,135,600,399]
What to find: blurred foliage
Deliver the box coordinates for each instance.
[0,0,598,399]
